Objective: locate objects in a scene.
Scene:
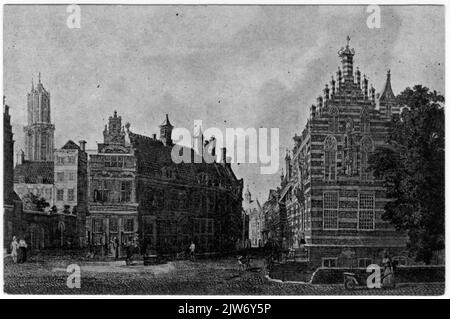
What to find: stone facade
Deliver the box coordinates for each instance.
[266,39,408,268]
[87,111,138,256]
[87,111,244,257]
[54,140,89,247]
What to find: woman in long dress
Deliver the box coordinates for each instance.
[10,236,19,263]
[382,252,394,288]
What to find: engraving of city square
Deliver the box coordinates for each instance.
[3,5,445,295]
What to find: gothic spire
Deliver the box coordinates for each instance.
[380,69,395,101]
[160,113,173,128]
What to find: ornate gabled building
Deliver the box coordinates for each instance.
[277,38,408,268]
[88,111,244,257]
[87,111,138,255]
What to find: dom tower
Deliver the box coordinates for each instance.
[23,73,55,161]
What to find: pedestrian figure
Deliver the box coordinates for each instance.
[18,238,28,263]
[10,236,19,264]
[114,237,119,260]
[382,251,395,288]
[189,241,196,261]
[124,241,131,265]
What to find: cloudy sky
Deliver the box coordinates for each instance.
[4,5,445,202]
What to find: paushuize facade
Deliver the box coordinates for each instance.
[273,38,408,268]
[87,111,139,256]
[88,111,244,257]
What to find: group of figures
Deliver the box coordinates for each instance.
[9,236,28,264]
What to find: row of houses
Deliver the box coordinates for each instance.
[4,76,244,257]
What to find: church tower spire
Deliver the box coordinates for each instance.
[159,114,174,146]
[24,73,55,161]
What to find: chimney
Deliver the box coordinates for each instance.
[79,140,86,152]
[152,133,157,140]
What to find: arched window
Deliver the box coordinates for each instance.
[360,136,374,180]
[361,107,370,133]
[324,135,337,181]
[328,106,339,133]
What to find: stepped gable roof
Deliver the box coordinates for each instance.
[127,130,238,185]
[14,161,54,184]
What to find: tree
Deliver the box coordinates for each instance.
[23,192,50,212]
[369,85,444,264]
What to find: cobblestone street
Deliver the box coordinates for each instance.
[3,255,444,295]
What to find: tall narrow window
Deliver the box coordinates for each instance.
[56,189,64,201]
[94,180,110,202]
[324,135,337,181]
[360,136,374,180]
[68,189,75,201]
[323,192,338,229]
[359,192,375,230]
[328,106,339,132]
[361,107,370,133]
[120,181,132,203]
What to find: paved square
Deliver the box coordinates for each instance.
[3,253,444,295]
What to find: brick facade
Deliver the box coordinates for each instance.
[88,111,244,257]
[264,39,408,268]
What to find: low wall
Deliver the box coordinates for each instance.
[269,264,445,284]
[269,261,315,282]
[310,265,445,284]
